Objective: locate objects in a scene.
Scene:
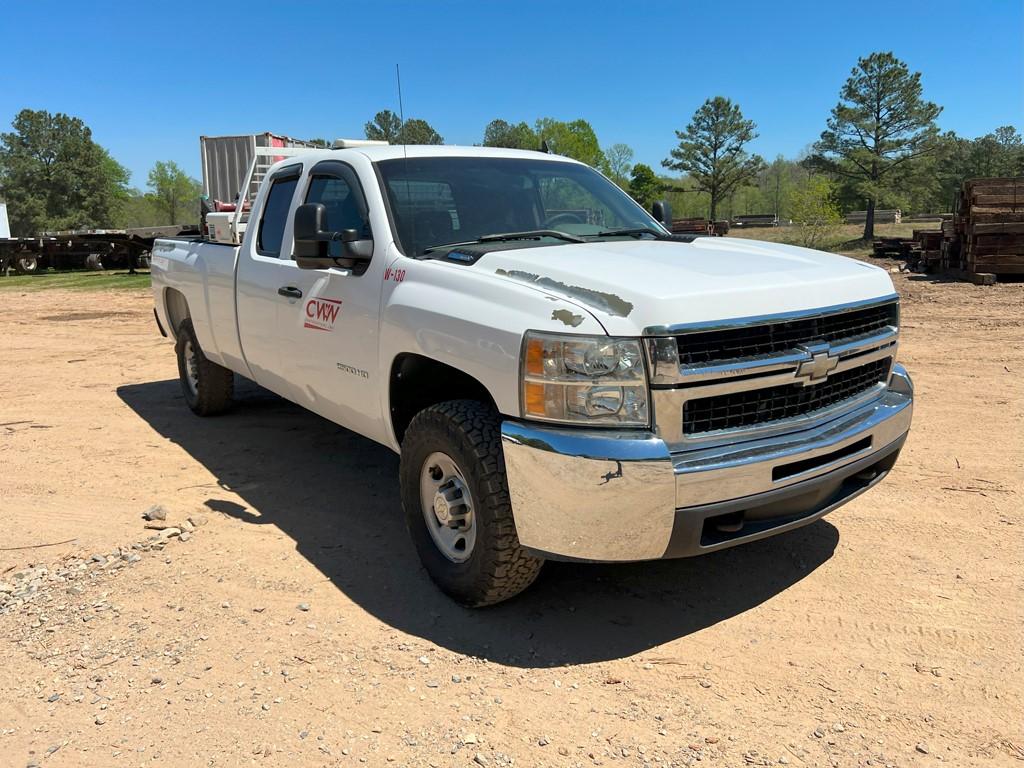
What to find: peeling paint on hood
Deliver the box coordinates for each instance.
[496,269,634,318]
[551,308,585,327]
[484,239,895,337]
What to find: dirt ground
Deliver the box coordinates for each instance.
[1,268,1021,768]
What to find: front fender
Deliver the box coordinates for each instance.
[378,258,605,431]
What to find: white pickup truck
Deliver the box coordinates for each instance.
[151,142,913,606]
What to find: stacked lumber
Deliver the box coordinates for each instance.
[872,237,917,259]
[845,209,902,225]
[871,229,947,273]
[671,218,713,235]
[912,229,943,272]
[732,214,778,228]
[949,177,1024,279]
[940,218,961,270]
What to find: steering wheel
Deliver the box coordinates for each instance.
[543,212,586,228]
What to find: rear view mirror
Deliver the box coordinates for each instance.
[294,202,328,244]
[293,203,373,269]
[652,200,673,229]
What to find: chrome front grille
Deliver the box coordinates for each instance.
[682,357,891,434]
[673,301,898,366]
[647,295,900,450]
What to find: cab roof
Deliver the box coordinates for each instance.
[308,144,587,165]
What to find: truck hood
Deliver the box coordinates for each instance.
[484,237,896,336]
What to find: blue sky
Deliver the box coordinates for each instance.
[2,0,1021,188]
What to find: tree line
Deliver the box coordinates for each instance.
[2,50,1021,239]
[467,53,1022,239]
[0,109,201,235]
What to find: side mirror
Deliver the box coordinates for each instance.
[293,203,373,269]
[652,200,673,229]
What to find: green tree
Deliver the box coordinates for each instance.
[364,110,403,143]
[763,155,799,218]
[482,119,538,150]
[789,176,842,249]
[628,163,662,208]
[398,118,443,145]
[604,143,635,186]
[534,118,606,168]
[966,125,1024,178]
[0,108,128,235]
[364,111,443,145]
[114,190,162,228]
[917,127,1024,214]
[147,160,200,225]
[810,52,942,239]
[662,96,765,220]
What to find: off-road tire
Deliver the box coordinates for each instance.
[175,318,233,416]
[400,400,543,606]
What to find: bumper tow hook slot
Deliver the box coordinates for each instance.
[714,513,745,534]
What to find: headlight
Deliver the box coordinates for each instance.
[520,331,650,426]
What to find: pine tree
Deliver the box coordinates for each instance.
[810,52,941,239]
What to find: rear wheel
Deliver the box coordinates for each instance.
[400,400,543,606]
[175,318,233,416]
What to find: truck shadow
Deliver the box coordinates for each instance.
[118,379,839,668]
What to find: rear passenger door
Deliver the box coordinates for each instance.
[235,164,302,396]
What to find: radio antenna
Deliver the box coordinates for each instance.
[396,63,407,152]
[396,63,416,256]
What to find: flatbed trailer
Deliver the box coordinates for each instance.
[0,225,199,275]
[0,132,316,276]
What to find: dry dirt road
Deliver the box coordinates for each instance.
[1,270,1021,768]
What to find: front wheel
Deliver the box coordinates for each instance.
[400,400,543,606]
[175,318,233,416]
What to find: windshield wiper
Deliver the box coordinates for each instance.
[592,227,667,238]
[423,229,584,254]
[479,229,585,244]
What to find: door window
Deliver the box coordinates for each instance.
[305,175,370,258]
[257,176,299,257]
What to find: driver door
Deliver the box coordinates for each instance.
[274,160,385,438]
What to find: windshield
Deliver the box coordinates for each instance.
[376,156,663,257]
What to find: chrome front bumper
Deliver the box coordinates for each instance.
[500,364,913,562]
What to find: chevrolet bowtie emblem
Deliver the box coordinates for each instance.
[794,344,839,385]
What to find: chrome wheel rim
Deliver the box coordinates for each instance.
[183,340,199,396]
[419,451,476,562]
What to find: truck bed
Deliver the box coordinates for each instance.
[151,237,245,374]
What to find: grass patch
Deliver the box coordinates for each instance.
[0,269,151,292]
[729,223,923,256]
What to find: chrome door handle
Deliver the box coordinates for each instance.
[278,286,303,299]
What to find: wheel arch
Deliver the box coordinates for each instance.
[162,287,190,340]
[388,353,501,445]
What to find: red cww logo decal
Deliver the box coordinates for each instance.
[303,298,342,331]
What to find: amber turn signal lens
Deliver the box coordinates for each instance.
[525,338,545,376]
[523,381,546,415]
